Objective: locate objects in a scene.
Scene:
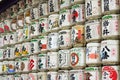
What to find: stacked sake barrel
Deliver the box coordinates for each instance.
[0,0,120,80]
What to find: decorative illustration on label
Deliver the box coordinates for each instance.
[38,36,47,51]
[8,61,15,73]
[86,43,100,64]
[70,48,85,67]
[71,25,84,44]
[102,66,118,80]
[85,67,100,80]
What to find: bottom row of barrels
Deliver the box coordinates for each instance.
[0,66,120,80]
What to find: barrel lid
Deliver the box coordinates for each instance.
[85,19,101,24]
[85,67,99,71]
[101,40,119,45]
[69,70,84,72]
[102,14,120,19]
[49,14,59,17]
[31,39,38,42]
[39,18,47,22]
[38,54,46,57]
[87,43,100,47]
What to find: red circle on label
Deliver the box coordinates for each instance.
[70,53,79,66]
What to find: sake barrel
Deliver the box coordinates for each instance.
[17,0,25,13]
[69,70,84,80]
[0,62,3,74]
[0,37,4,47]
[48,0,59,13]
[58,50,70,69]
[85,19,101,42]
[38,36,48,52]
[38,3,48,16]
[24,0,32,9]
[30,7,39,20]
[71,4,85,24]
[24,10,31,24]
[30,39,40,54]
[0,22,5,33]
[37,53,47,70]
[30,21,40,37]
[21,74,29,80]
[70,47,85,68]
[14,44,22,57]
[0,49,4,60]
[14,74,21,80]
[3,34,10,45]
[39,18,49,34]
[21,42,31,56]
[102,0,120,14]
[16,29,24,42]
[47,71,58,80]
[85,0,101,19]
[23,24,31,40]
[17,16,24,28]
[8,61,15,73]
[9,32,17,44]
[48,14,59,31]
[2,61,8,73]
[2,75,8,80]
[3,49,8,59]
[28,55,37,71]
[28,73,37,80]
[15,58,21,72]
[37,72,47,80]
[11,19,17,31]
[7,75,14,80]
[59,9,71,28]
[10,4,18,17]
[102,14,120,39]
[47,52,58,70]
[86,43,101,65]
[102,66,120,80]
[57,70,69,80]
[58,29,71,49]
[20,57,29,72]
[85,67,101,80]
[60,0,70,9]
[71,25,85,46]
[47,32,59,51]
[7,47,15,60]
[4,19,11,32]
[101,40,120,64]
